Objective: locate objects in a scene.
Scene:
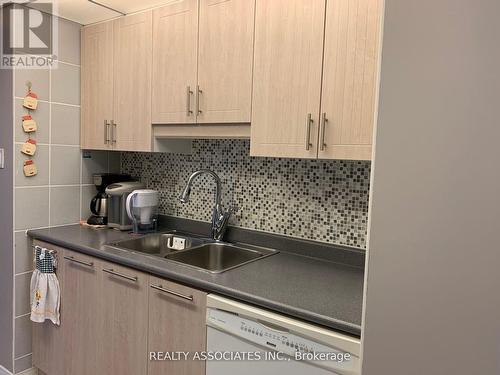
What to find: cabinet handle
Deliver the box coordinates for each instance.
[103,268,138,282]
[305,113,313,151]
[110,120,117,144]
[104,120,110,144]
[196,85,202,115]
[186,85,193,116]
[150,284,193,301]
[64,255,94,268]
[320,112,328,151]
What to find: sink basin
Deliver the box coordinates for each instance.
[107,232,278,273]
[107,231,207,257]
[165,242,278,273]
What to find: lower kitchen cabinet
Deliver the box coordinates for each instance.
[100,262,149,375]
[33,247,101,375]
[32,242,67,375]
[32,242,207,375]
[148,276,207,375]
[61,250,102,375]
[33,244,102,375]
[33,319,64,375]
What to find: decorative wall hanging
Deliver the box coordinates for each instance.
[23,160,38,177]
[23,81,38,110]
[21,139,37,156]
[22,81,39,177]
[22,115,37,133]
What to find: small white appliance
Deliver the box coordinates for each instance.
[206,294,360,375]
[125,189,159,234]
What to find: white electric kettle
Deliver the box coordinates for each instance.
[125,189,159,233]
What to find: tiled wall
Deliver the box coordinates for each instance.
[122,140,371,248]
[11,17,119,374]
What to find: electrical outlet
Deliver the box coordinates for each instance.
[172,237,186,250]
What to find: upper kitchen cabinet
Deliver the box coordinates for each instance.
[152,0,255,125]
[112,11,153,151]
[250,0,326,158]
[196,0,255,123]
[81,12,152,152]
[250,0,382,160]
[319,0,382,160]
[81,22,114,150]
[152,0,198,124]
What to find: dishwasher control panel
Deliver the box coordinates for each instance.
[207,307,356,373]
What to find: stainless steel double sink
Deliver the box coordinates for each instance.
[106,231,278,274]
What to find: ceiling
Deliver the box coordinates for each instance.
[28,0,175,25]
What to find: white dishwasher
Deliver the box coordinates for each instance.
[206,294,360,375]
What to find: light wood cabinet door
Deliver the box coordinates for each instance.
[61,250,102,375]
[32,245,208,375]
[100,263,149,375]
[152,0,198,124]
[32,242,66,375]
[197,0,255,123]
[250,0,326,158]
[81,22,114,150]
[113,11,152,151]
[318,0,382,160]
[148,276,207,375]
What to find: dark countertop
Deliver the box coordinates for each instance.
[28,223,364,337]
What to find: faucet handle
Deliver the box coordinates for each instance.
[213,206,235,241]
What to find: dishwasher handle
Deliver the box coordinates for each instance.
[256,319,290,333]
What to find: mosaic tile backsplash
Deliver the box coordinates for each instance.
[121,140,371,249]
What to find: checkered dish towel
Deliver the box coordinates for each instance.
[30,246,61,325]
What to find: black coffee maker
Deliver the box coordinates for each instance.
[87,173,131,225]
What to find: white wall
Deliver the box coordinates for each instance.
[362,0,500,374]
[0,43,14,375]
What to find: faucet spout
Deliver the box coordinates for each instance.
[179,186,191,203]
[179,169,235,241]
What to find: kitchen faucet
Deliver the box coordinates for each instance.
[179,169,237,241]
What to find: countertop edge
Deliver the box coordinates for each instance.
[28,230,362,337]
